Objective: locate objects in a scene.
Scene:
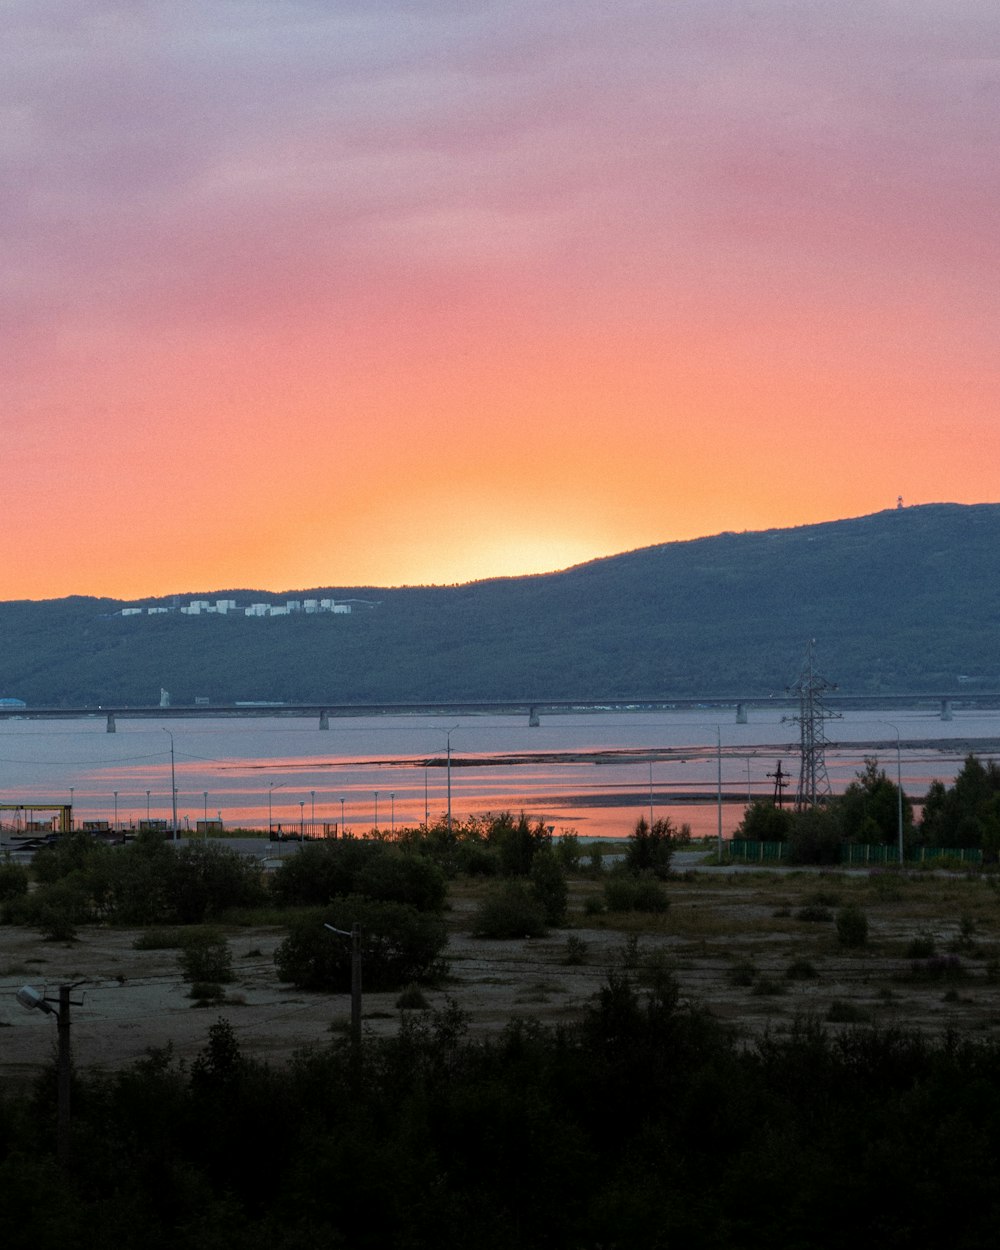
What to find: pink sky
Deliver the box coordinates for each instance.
[4,1,998,599]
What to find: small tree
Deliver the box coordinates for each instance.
[529,848,568,926]
[625,816,675,879]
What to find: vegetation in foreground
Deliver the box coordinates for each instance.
[4,979,1000,1249]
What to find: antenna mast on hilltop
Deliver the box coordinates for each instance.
[786,640,840,809]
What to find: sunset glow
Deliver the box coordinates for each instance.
[4,2,998,600]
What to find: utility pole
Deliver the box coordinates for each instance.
[324,923,362,1053]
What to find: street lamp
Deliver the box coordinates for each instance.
[445,725,459,836]
[879,720,905,867]
[716,726,723,860]
[113,790,118,832]
[268,781,283,837]
[299,800,305,841]
[311,789,316,835]
[373,791,379,831]
[390,791,395,836]
[69,786,74,831]
[162,729,178,840]
[145,789,151,823]
[340,796,346,835]
[16,982,84,1166]
[203,791,208,828]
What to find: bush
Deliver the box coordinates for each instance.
[178,928,234,984]
[529,848,568,926]
[270,839,384,907]
[796,905,833,923]
[395,984,430,1010]
[275,897,448,991]
[603,875,669,914]
[906,933,936,960]
[836,904,869,948]
[188,982,227,1004]
[471,883,547,939]
[786,958,818,980]
[625,816,676,879]
[0,860,29,903]
[826,999,868,1023]
[562,935,588,965]
[355,850,447,913]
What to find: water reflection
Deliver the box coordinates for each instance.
[0,709,997,840]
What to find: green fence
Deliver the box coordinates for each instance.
[727,841,983,867]
[727,840,788,863]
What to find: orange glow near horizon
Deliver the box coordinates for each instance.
[4,4,999,601]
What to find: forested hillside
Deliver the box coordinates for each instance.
[1,503,997,705]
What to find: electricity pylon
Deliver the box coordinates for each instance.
[785,640,839,809]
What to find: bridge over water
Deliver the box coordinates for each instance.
[1,692,998,732]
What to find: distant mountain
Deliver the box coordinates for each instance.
[2,504,998,705]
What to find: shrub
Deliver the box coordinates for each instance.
[728,958,756,987]
[529,848,568,926]
[583,894,605,916]
[786,958,818,980]
[906,933,936,960]
[178,928,234,984]
[625,816,675,879]
[270,839,383,907]
[796,905,833,923]
[603,875,669,914]
[908,954,966,981]
[471,883,547,939]
[355,850,447,912]
[188,982,227,1004]
[133,928,185,950]
[0,861,29,903]
[562,935,588,965]
[554,832,582,872]
[275,898,448,991]
[836,904,869,948]
[826,999,868,1023]
[396,984,430,1010]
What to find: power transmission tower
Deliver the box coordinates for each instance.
[785,641,839,809]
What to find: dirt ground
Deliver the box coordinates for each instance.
[3,857,999,1090]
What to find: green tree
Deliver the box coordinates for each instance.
[921,755,1000,852]
[487,811,552,877]
[735,800,794,843]
[529,847,568,926]
[837,757,913,846]
[624,816,675,879]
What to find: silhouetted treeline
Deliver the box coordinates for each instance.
[4,978,1000,1249]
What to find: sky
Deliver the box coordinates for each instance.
[4,1,998,600]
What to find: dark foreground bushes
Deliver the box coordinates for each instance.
[6,981,1000,1250]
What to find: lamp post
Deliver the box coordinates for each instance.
[445,725,459,836]
[203,791,208,832]
[16,982,84,1166]
[113,790,118,832]
[145,789,151,823]
[879,720,905,867]
[340,796,346,835]
[648,758,654,829]
[311,789,316,836]
[373,791,379,831]
[716,726,723,860]
[390,791,395,836]
[69,786,74,831]
[162,729,178,840]
[299,800,305,842]
[268,781,283,837]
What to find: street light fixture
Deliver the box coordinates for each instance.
[311,789,316,835]
[16,982,84,1166]
[268,782,283,837]
[113,790,118,832]
[373,791,379,831]
[390,791,395,836]
[299,800,305,842]
[340,796,346,835]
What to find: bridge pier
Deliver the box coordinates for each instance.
[319,710,329,730]
[736,702,748,724]
[940,698,953,722]
[106,713,116,733]
[528,706,540,727]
